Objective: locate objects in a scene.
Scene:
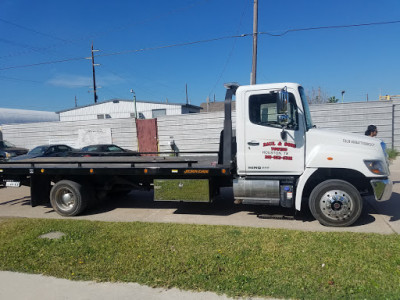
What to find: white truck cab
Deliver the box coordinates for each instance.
[232,82,392,226]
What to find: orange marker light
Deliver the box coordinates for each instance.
[41,169,45,173]
[90,169,94,174]
[327,157,333,161]
[144,169,148,174]
[221,169,226,174]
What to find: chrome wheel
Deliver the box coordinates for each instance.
[50,180,91,216]
[55,188,76,211]
[319,190,353,222]
[309,179,363,227]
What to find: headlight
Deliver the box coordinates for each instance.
[364,160,388,175]
[4,152,11,159]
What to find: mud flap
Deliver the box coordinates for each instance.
[30,176,51,207]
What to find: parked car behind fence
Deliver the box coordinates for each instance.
[78,144,138,157]
[0,140,28,161]
[10,144,76,160]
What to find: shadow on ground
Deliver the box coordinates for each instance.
[3,188,399,229]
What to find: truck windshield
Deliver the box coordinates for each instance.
[298,86,314,130]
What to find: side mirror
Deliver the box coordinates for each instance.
[277,87,289,126]
[277,87,288,113]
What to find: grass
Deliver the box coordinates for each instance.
[387,148,399,160]
[1,218,400,299]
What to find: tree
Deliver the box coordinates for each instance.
[328,96,339,103]
[306,87,339,104]
[306,87,328,104]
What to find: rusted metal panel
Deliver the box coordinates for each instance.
[136,118,158,155]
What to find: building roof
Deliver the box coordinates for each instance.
[56,99,202,114]
[0,108,59,125]
[200,101,236,113]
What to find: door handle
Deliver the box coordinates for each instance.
[247,141,259,146]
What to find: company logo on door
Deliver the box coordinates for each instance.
[262,141,296,161]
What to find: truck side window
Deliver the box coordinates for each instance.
[249,93,298,130]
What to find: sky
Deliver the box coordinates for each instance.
[0,0,399,112]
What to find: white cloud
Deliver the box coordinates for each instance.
[47,74,125,89]
[98,74,125,86]
[47,74,92,88]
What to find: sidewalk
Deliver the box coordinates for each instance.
[0,271,268,300]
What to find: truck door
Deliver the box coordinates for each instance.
[242,88,305,175]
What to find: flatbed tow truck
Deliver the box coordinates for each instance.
[0,82,393,227]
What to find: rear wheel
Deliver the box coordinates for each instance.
[309,179,363,227]
[50,180,91,216]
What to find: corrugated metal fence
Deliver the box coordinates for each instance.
[2,101,399,152]
[2,118,138,151]
[309,100,399,149]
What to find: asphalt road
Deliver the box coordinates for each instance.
[0,158,399,234]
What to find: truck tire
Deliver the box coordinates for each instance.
[309,179,363,227]
[50,180,90,216]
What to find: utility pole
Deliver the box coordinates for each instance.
[75,95,77,107]
[130,89,137,118]
[185,83,189,104]
[91,43,100,103]
[251,0,258,85]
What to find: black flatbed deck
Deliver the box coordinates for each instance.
[0,155,230,178]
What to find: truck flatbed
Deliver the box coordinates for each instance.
[0,155,228,178]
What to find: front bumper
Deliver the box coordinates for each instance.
[370,179,393,201]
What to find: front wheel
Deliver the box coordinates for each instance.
[50,180,91,216]
[309,179,363,227]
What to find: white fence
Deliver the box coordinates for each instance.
[2,118,137,151]
[2,101,399,151]
[309,100,397,149]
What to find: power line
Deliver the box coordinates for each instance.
[0,17,68,42]
[80,0,212,41]
[0,37,45,52]
[0,75,43,84]
[1,20,399,71]
[208,0,249,97]
[0,0,210,59]
[0,56,88,71]
[259,20,400,36]
[95,34,251,58]
[0,34,249,71]
[0,17,73,59]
